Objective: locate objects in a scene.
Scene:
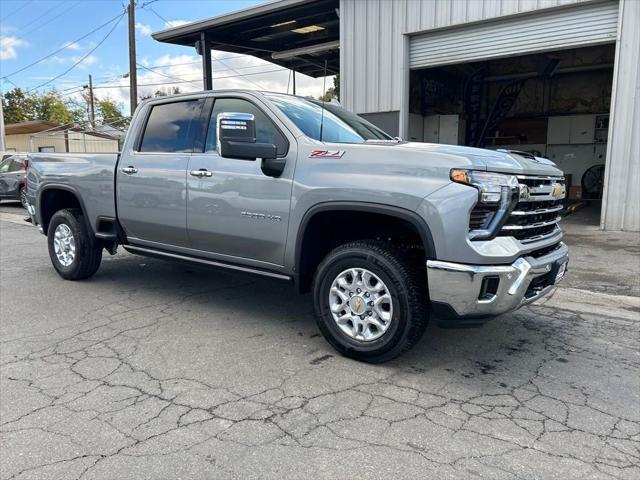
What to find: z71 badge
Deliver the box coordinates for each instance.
[309,150,345,159]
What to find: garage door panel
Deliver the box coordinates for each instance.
[410,1,618,69]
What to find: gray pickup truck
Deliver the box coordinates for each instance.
[26,90,568,362]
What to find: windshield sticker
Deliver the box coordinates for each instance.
[309,150,345,159]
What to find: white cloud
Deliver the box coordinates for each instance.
[164,19,190,28]
[89,52,330,115]
[0,35,28,60]
[62,41,82,51]
[135,23,153,37]
[45,54,98,68]
[72,54,98,67]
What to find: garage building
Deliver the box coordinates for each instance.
[154,0,639,232]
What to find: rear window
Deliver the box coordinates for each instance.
[139,100,205,153]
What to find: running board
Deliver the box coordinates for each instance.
[123,245,292,281]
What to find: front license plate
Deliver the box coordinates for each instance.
[555,261,567,284]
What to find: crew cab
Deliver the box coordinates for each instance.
[25,90,568,362]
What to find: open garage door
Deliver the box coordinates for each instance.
[409,1,618,69]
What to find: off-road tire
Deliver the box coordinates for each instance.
[47,208,102,280]
[312,241,429,363]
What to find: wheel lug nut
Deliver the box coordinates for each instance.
[368,301,374,307]
[357,288,361,293]
[368,311,373,316]
[364,292,370,297]
[360,315,365,320]
[349,292,353,296]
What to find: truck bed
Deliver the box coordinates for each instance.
[27,152,119,231]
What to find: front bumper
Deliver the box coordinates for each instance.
[426,242,568,319]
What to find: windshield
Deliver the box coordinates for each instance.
[265,93,392,143]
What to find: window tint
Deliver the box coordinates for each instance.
[139,100,204,153]
[0,160,9,173]
[205,98,288,155]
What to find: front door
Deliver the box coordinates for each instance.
[0,157,24,197]
[117,98,206,248]
[186,96,295,266]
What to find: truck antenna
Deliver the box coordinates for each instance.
[319,59,328,142]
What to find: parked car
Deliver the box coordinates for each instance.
[24,90,568,363]
[0,153,29,208]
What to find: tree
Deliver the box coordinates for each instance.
[318,75,340,102]
[96,97,128,128]
[1,88,36,124]
[2,88,83,125]
[153,86,182,97]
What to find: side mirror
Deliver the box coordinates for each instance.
[217,112,277,161]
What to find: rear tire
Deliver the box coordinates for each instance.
[47,208,102,280]
[19,187,28,209]
[312,241,429,363]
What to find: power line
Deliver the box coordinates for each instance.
[89,67,288,90]
[16,0,66,31]
[27,13,126,93]
[0,0,33,22]
[1,10,126,80]
[136,62,201,87]
[22,1,83,38]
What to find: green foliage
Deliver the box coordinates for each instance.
[2,88,83,125]
[96,97,128,128]
[318,75,340,102]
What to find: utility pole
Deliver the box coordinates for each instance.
[127,0,138,114]
[87,74,95,129]
[0,98,6,152]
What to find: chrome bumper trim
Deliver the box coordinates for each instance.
[427,242,568,318]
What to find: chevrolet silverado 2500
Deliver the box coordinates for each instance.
[26,90,568,362]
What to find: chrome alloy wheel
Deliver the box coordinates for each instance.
[53,224,76,267]
[329,268,393,342]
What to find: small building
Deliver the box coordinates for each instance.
[153,0,639,231]
[4,120,120,153]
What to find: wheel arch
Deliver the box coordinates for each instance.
[294,202,436,293]
[38,185,92,236]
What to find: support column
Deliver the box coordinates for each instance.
[200,32,213,91]
[601,0,640,231]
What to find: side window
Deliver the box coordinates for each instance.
[8,159,24,172]
[205,98,288,156]
[0,160,9,173]
[139,99,205,153]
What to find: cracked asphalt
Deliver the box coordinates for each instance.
[1,203,639,479]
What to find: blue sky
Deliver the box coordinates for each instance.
[0,0,328,114]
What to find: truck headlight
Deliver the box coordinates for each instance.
[451,169,518,204]
[451,169,520,241]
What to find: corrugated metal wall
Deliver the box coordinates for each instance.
[6,133,119,153]
[409,1,618,69]
[340,0,589,114]
[601,0,639,231]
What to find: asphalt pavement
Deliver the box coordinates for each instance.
[1,201,639,479]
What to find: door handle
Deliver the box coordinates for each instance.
[190,169,213,178]
[121,166,138,175]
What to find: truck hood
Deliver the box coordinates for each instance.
[383,142,564,177]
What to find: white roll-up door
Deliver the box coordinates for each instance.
[410,1,619,69]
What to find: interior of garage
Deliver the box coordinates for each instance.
[407,44,615,223]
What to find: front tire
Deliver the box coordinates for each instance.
[47,208,102,280]
[312,241,429,363]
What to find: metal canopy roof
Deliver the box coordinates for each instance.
[152,0,339,78]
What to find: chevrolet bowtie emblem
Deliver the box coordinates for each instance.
[354,298,362,310]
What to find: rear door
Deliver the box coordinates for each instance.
[186,95,295,266]
[117,98,207,248]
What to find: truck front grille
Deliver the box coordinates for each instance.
[498,175,565,243]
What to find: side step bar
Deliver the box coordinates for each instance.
[123,245,292,281]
